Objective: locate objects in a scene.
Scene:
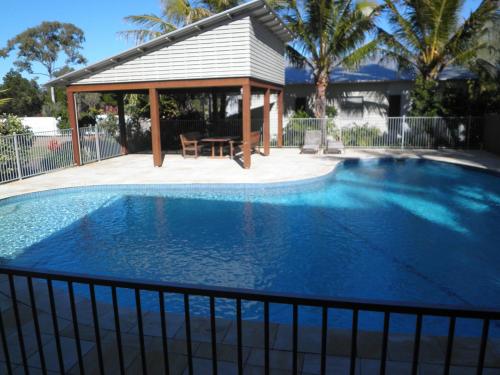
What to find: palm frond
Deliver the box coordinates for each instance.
[119,13,176,44]
[285,45,312,70]
[339,39,379,70]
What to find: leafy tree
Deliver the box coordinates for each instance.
[0,90,10,107]
[0,21,87,79]
[0,70,44,116]
[0,114,27,135]
[408,77,444,116]
[285,0,380,118]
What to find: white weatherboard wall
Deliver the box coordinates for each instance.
[250,18,285,85]
[74,16,285,86]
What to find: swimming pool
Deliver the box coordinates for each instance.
[1,158,499,333]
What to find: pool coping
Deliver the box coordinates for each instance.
[1,155,500,205]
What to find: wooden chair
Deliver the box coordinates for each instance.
[180,132,204,158]
[229,131,261,159]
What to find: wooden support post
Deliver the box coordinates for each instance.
[66,89,81,166]
[263,88,270,156]
[117,93,128,155]
[242,83,251,169]
[277,89,284,147]
[149,88,163,167]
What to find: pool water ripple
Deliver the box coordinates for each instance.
[1,158,499,335]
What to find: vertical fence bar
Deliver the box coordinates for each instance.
[412,314,423,375]
[236,298,243,375]
[8,274,29,374]
[264,301,270,375]
[158,292,170,375]
[89,284,104,375]
[292,304,298,375]
[443,316,456,375]
[13,134,22,180]
[47,279,65,374]
[350,309,358,375]
[135,289,147,375]
[184,294,194,375]
[159,292,170,375]
[27,277,47,374]
[320,306,328,375]
[476,319,490,375]
[95,124,101,161]
[68,281,85,375]
[0,307,13,375]
[210,296,218,375]
[112,287,125,375]
[379,312,390,375]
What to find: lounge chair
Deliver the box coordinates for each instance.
[301,130,322,154]
[180,132,205,158]
[229,131,261,159]
[325,136,345,154]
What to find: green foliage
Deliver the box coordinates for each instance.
[98,114,119,135]
[340,125,381,147]
[290,109,312,119]
[408,77,444,116]
[0,70,44,116]
[0,114,28,135]
[0,21,87,78]
[0,89,10,107]
[378,0,498,81]
[326,105,337,118]
[285,0,380,118]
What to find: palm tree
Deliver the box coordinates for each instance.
[285,0,380,118]
[119,13,177,44]
[120,0,239,44]
[378,0,499,81]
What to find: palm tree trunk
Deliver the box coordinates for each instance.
[314,73,328,118]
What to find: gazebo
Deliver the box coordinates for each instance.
[47,0,293,169]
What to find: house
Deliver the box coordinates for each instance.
[283,64,475,123]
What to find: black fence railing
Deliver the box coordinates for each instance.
[0,265,499,375]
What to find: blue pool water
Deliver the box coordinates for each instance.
[1,158,499,335]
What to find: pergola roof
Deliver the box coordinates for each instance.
[47,0,293,87]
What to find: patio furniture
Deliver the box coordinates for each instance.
[301,130,322,154]
[325,136,345,154]
[229,131,261,159]
[201,136,234,158]
[180,132,205,158]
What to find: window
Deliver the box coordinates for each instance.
[295,97,308,112]
[340,96,364,118]
[388,95,401,117]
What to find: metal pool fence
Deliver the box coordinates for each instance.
[283,117,484,149]
[0,265,498,375]
[0,130,74,184]
[78,125,122,164]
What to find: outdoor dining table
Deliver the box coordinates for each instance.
[201,136,239,158]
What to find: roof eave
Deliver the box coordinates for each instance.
[46,0,294,87]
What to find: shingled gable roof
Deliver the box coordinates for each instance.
[46,0,293,87]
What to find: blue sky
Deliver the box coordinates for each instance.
[0,0,482,84]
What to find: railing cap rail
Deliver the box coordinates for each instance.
[1,264,499,319]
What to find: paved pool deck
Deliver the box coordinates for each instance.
[1,148,500,200]
[1,276,499,375]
